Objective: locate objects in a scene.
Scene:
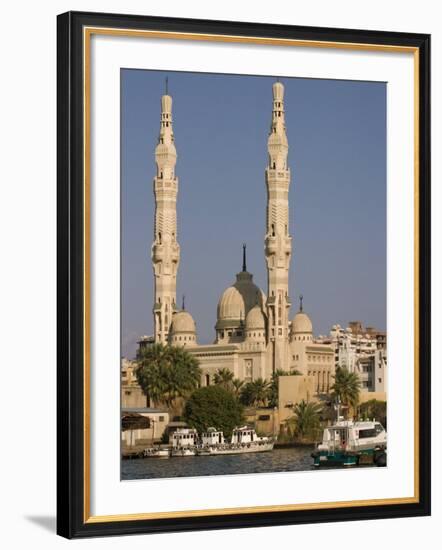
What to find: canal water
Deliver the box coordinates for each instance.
[122,446,316,480]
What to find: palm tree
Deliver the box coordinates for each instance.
[135,344,169,406]
[240,378,270,407]
[231,378,244,397]
[136,343,201,408]
[287,400,323,442]
[213,368,234,390]
[331,366,360,417]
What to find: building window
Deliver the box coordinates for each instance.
[205,374,210,386]
[159,416,165,422]
[245,359,253,382]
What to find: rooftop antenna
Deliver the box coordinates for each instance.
[242,243,247,272]
[299,294,304,312]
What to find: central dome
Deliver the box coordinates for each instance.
[216,271,265,328]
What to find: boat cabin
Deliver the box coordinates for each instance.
[201,428,225,446]
[320,420,386,450]
[170,428,198,448]
[231,426,258,444]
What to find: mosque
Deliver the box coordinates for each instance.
[145,79,334,390]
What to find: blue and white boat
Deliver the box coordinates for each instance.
[312,419,387,467]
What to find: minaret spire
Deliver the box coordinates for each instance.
[299,294,303,312]
[151,87,180,344]
[242,243,247,272]
[182,294,185,311]
[265,80,292,373]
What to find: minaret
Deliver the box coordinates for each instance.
[151,81,180,344]
[264,81,292,372]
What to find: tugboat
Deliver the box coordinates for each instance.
[312,414,387,467]
[197,426,274,456]
[170,428,198,457]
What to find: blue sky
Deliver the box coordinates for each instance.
[121,69,386,359]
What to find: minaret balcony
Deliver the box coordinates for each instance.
[266,170,290,185]
[154,178,177,192]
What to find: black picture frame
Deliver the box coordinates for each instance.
[57,10,431,539]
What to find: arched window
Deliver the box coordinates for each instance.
[205,374,210,386]
[158,232,162,244]
[271,224,275,237]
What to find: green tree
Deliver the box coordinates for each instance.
[136,343,201,408]
[331,366,360,417]
[359,399,387,429]
[240,378,270,407]
[213,368,234,390]
[184,386,244,437]
[287,400,323,442]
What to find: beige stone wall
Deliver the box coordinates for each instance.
[188,345,240,385]
[278,375,317,423]
[359,391,387,403]
[244,407,279,437]
[289,340,335,394]
[122,386,147,409]
[121,359,147,408]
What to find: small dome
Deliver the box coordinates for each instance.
[292,311,313,334]
[170,310,196,334]
[245,305,266,330]
[217,271,265,327]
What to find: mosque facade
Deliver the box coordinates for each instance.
[148,80,334,388]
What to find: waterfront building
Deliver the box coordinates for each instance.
[121,357,147,408]
[121,407,170,447]
[316,322,387,398]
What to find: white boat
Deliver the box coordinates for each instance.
[143,447,170,459]
[312,419,387,467]
[170,428,198,457]
[197,426,274,456]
